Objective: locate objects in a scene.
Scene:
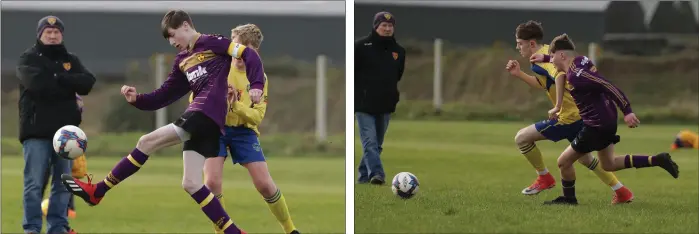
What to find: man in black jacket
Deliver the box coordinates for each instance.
[17,15,95,234]
[355,11,405,185]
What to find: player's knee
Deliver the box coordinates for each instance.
[557,156,574,169]
[136,134,158,153]
[254,179,277,198]
[514,130,531,146]
[204,176,223,194]
[181,177,203,194]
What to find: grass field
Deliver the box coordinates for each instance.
[355,120,699,233]
[2,155,345,233]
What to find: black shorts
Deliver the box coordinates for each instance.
[173,111,221,158]
[570,124,621,154]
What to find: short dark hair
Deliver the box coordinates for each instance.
[161,10,193,38]
[515,20,544,42]
[549,34,576,53]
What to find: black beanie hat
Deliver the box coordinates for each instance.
[37,15,65,38]
[373,11,395,29]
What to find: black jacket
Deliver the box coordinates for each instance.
[355,30,406,114]
[16,41,96,143]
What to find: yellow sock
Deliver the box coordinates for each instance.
[265,189,296,234]
[519,143,547,173]
[213,194,226,234]
[585,157,621,189]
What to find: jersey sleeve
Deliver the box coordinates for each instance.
[229,74,268,125]
[573,58,633,115]
[207,35,265,91]
[131,61,191,111]
[207,35,246,58]
[542,55,551,63]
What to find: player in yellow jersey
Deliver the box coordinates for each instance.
[189,24,298,234]
[505,21,633,204]
[672,130,699,150]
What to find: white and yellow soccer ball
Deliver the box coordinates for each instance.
[391,172,420,199]
[52,125,88,160]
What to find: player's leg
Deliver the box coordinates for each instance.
[231,129,298,234]
[516,121,554,195]
[61,123,183,206]
[245,162,298,234]
[183,149,244,234]
[22,139,52,233]
[575,153,633,204]
[565,120,633,204]
[46,151,73,233]
[180,112,244,234]
[580,127,680,178]
[203,135,229,234]
[356,112,383,184]
[544,145,585,205]
[597,144,679,178]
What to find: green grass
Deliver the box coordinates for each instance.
[355,120,699,233]
[2,156,345,233]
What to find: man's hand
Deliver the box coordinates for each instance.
[249,88,263,104]
[624,113,640,128]
[530,53,545,63]
[227,84,238,103]
[121,85,137,103]
[505,60,521,76]
[548,107,560,120]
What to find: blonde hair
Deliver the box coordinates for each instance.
[231,24,263,49]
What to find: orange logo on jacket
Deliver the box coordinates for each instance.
[392,52,398,60]
[63,62,71,71]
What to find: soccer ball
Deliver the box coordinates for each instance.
[53,125,87,160]
[391,172,420,199]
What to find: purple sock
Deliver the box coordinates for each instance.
[624,155,653,169]
[191,186,241,234]
[94,148,149,198]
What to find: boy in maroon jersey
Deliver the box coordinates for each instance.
[530,34,680,205]
[60,10,266,233]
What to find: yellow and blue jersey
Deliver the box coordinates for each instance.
[190,67,268,136]
[530,44,581,125]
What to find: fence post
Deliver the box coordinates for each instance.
[433,38,443,113]
[155,54,167,128]
[588,42,599,65]
[316,55,328,143]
